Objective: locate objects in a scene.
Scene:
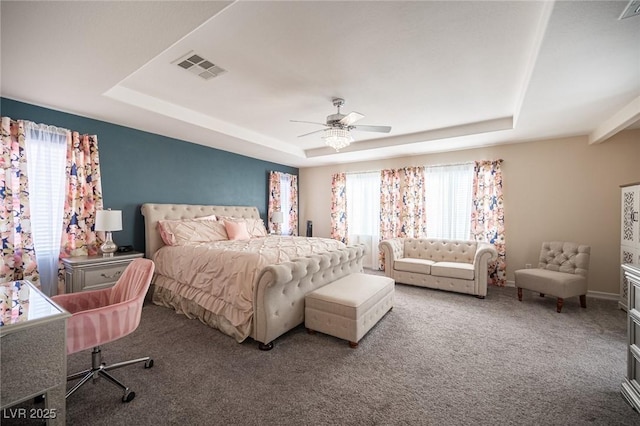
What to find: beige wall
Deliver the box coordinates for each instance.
[299,128,640,296]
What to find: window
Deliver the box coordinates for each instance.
[333,164,476,268]
[24,123,68,296]
[346,172,380,268]
[424,163,474,240]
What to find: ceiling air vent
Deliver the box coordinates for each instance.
[619,0,640,19]
[172,52,226,81]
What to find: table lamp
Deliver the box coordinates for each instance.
[271,211,284,235]
[95,209,122,256]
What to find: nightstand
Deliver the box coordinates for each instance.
[62,251,144,293]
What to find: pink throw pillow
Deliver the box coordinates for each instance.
[224,220,251,241]
[218,216,268,238]
[158,221,175,245]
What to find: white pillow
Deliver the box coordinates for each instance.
[158,219,228,246]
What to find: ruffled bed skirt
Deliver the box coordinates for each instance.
[151,275,250,343]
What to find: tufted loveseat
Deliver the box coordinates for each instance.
[379,238,497,298]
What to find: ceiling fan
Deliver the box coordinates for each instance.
[291,98,391,151]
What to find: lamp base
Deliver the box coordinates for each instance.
[101,232,118,257]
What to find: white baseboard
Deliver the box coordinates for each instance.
[505,280,619,301]
[586,290,620,301]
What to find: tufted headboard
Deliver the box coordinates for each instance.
[140,203,261,259]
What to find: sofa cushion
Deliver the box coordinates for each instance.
[431,262,475,280]
[394,258,436,274]
[515,268,587,299]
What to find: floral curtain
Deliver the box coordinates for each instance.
[268,171,281,233]
[378,167,426,269]
[330,173,347,243]
[399,166,426,238]
[58,132,103,293]
[379,169,402,240]
[380,167,426,239]
[471,159,506,286]
[268,171,299,235]
[0,117,39,285]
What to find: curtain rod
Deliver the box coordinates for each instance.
[345,161,475,175]
[343,159,503,176]
[424,161,475,168]
[23,120,70,136]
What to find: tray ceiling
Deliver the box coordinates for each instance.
[1,1,638,167]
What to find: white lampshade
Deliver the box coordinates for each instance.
[95,209,122,232]
[271,211,284,224]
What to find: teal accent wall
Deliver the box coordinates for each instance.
[1,97,298,253]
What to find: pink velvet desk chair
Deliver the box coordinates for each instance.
[52,258,155,403]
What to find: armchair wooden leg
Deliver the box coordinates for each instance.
[517,288,522,301]
[580,295,587,308]
[556,298,564,313]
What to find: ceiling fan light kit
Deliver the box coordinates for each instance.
[322,127,353,151]
[292,97,392,152]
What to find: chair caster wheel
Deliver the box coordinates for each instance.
[122,391,135,403]
[144,359,154,368]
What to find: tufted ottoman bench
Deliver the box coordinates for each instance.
[305,273,394,348]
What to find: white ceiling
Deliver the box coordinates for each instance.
[1,1,639,168]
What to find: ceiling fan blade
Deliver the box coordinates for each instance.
[290,120,327,126]
[297,128,327,138]
[339,112,365,126]
[351,124,392,133]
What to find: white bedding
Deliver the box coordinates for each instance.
[152,236,346,340]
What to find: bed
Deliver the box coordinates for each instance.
[141,203,365,350]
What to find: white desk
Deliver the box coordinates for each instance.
[1,280,70,425]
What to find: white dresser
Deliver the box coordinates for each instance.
[62,251,144,293]
[622,264,640,412]
[620,183,640,311]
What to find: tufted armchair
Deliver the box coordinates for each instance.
[379,238,497,298]
[514,241,590,313]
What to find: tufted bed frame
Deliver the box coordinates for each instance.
[140,203,365,350]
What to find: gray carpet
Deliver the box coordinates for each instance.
[5,281,637,425]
